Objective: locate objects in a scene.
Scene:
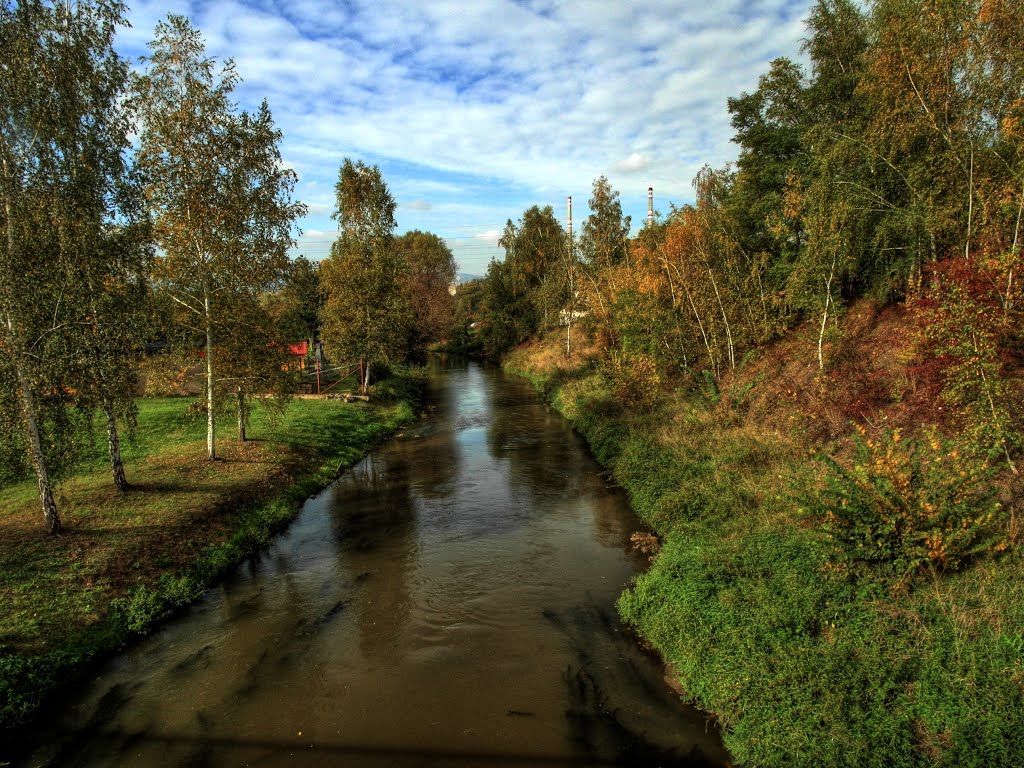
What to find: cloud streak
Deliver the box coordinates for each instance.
[117,0,814,272]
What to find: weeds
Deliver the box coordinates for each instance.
[816,427,1006,577]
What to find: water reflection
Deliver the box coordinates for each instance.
[14,359,729,768]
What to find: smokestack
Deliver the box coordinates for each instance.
[647,186,654,225]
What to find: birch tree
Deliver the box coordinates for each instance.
[66,223,152,491]
[1,0,138,531]
[133,15,304,460]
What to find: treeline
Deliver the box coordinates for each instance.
[482,0,1022,471]
[1,2,454,534]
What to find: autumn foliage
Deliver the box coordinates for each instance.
[484,0,1024,573]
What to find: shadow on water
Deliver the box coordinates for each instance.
[562,666,720,768]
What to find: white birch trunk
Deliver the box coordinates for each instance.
[237,387,246,442]
[3,166,62,533]
[103,396,128,491]
[205,288,216,460]
[818,252,839,372]
[15,351,62,534]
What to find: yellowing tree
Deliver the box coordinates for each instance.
[133,15,304,460]
[396,230,457,354]
[1,0,141,531]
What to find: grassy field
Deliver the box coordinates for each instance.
[0,376,421,735]
[505,328,1024,768]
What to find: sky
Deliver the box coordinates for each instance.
[114,0,815,276]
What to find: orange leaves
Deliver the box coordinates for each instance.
[1001,99,1024,139]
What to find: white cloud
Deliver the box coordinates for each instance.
[612,153,650,174]
[117,0,816,271]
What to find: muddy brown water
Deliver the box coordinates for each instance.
[17,357,728,767]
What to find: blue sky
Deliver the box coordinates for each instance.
[115,0,814,275]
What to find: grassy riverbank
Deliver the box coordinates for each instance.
[505,329,1024,768]
[0,373,422,737]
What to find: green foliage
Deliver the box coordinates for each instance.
[110,585,165,634]
[396,231,457,354]
[816,428,1006,577]
[479,255,538,358]
[619,524,1022,768]
[372,365,427,403]
[273,255,323,343]
[479,205,568,358]
[608,289,688,373]
[579,175,631,271]
[699,369,720,405]
[320,159,410,389]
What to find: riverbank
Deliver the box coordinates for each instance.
[0,372,423,737]
[505,325,1024,768]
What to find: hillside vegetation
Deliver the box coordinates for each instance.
[506,313,1023,767]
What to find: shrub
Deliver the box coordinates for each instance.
[816,427,1006,577]
[111,585,165,634]
[603,350,660,411]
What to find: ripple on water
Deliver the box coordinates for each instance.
[16,359,730,768]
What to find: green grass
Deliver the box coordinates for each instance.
[0,373,423,738]
[507,339,1024,768]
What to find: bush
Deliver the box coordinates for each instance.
[603,350,661,411]
[816,427,1006,577]
[111,585,165,634]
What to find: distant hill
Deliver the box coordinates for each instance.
[458,273,482,284]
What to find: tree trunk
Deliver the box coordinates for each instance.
[817,298,830,372]
[237,387,247,442]
[818,252,839,372]
[15,356,62,534]
[362,362,371,396]
[103,397,128,492]
[204,290,216,460]
[1005,187,1023,319]
[965,143,974,261]
[706,265,734,371]
[3,172,61,534]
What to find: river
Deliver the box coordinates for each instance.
[19,357,727,767]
